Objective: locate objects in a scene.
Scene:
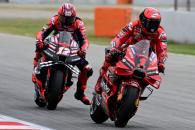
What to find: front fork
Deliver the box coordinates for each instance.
[34,66,56,101]
[63,69,73,92]
[116,79,142,109]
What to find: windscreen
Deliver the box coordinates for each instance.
[131,40,150,58]
[59,31,72,44]
[129,40,156,70]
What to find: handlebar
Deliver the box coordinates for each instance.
[105,47,125,57]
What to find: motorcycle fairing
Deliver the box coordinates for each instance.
[114,40,162,89]
[101,68,118,117]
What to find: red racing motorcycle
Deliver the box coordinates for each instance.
[33,31,80,110]
[90,40,162,127]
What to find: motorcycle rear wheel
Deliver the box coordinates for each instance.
[90,94,108,123]
[47,70,64,110]
[115,87,139,127]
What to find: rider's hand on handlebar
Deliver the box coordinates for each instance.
[36,39,44,50]
[110,48,121,56]
[78,49,86,58]
[105,48,124,63]
[158,63,165,73]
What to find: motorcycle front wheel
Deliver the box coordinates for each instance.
[115,87,139,127]
[90,94,108,123]
[47,70,64,110]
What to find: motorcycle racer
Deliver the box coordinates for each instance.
[32,3,93,105]
[95,7,168,94]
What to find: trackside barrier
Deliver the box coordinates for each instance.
[117,0,132,4]
[95,6,195,44]
[94,6,132,37]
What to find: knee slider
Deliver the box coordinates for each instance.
[87,68,93,77]
[83,65,93,77]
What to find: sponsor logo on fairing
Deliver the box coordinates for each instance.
[122,58,134,69]
[128,22,133,30]
[101,80,110,93]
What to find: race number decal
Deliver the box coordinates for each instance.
[57,47,70,56]
[71,40,78,48]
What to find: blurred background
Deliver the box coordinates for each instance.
[0,0,195,55]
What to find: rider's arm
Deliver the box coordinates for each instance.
[111,22,134,50]
[36,16,56,41]
[156,29,168,64]
[75,18,89,51]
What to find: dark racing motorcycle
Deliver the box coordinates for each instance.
[33,31,81,110]
[90,40,162,127]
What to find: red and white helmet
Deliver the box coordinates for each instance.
[58,3,77,26]
[139,7,161,33]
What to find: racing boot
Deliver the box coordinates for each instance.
[64,71,74,92]
[74,83,91,105]
[74,65,93,105]
[64,79,73,92]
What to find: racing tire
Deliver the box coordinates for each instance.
[90,94,108,123]
[47,70,64,110]
[115,87,139,127]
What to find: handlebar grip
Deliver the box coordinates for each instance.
[105,47,111,55]
[42,40,49,50]
[110,50,125,57]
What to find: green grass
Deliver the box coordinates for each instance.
[0,18,47,37]
[0,18,111,45]
[0,18,195,55]
[168,41,195,55]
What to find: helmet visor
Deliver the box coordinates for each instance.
[59,15,75,26]
[143,19,160,33]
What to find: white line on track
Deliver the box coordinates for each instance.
[0,114,53,130]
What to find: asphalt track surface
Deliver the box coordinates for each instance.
[0,33,195,130]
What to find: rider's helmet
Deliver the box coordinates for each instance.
[58,3,76,26]
[139,7,161,34]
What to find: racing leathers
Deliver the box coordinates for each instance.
[95,20,168,93]
[32,15,93,105]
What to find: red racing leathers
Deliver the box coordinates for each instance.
[111,20,167,65]
[35,15,89,57]
[33,15,93,105]
[95,20,168,93]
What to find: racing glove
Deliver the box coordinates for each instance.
[78,49,86,58]
[158,63,165,73]
[107,48,124,63]
[33,58,38,68]
[110,48,121,56]
[36,39,44,50]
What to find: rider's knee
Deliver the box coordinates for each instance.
[83,65,93,77]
